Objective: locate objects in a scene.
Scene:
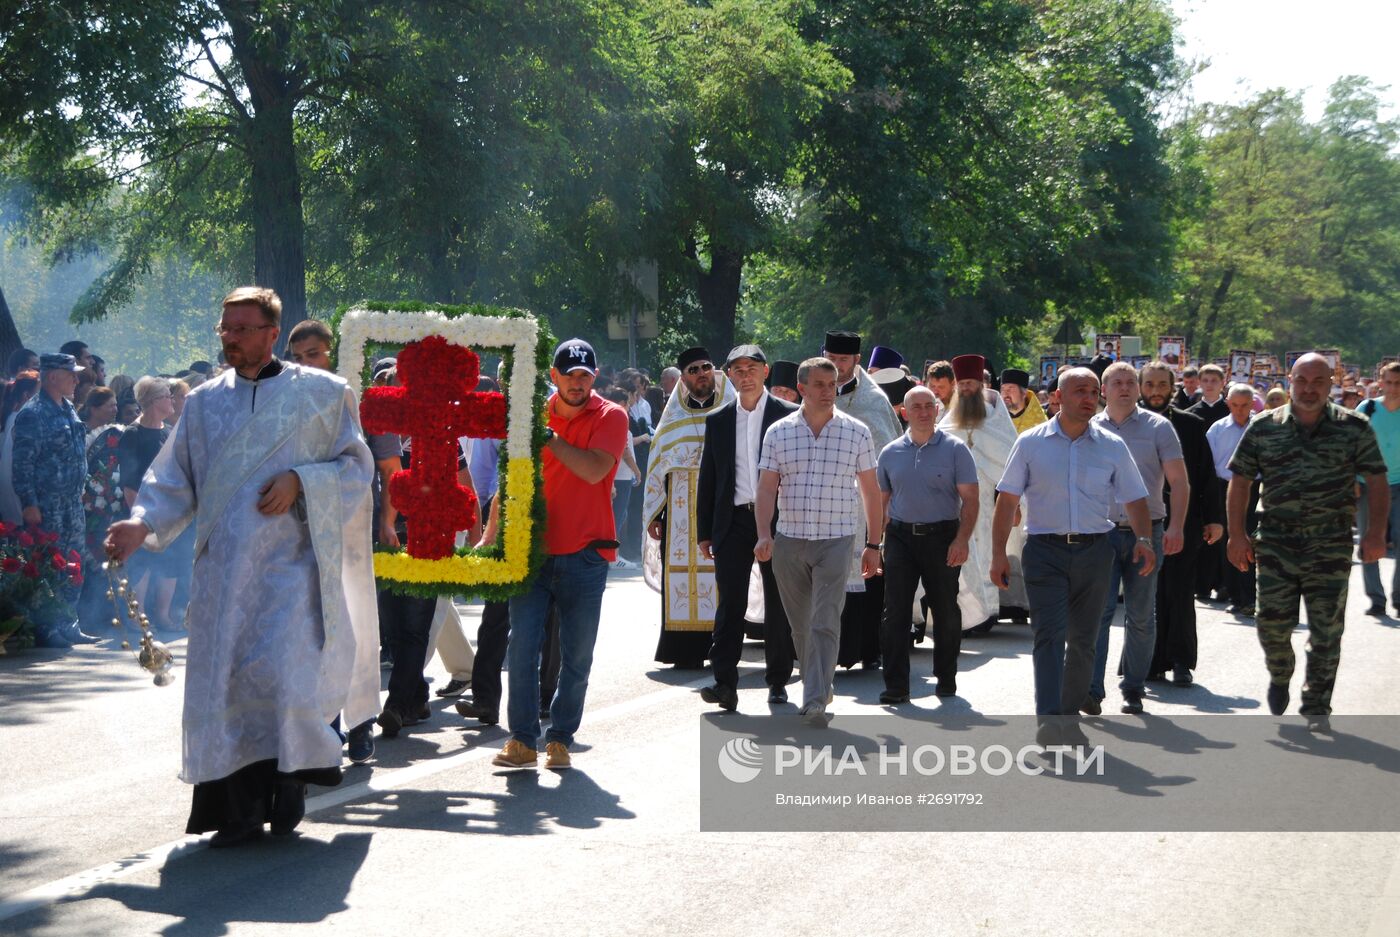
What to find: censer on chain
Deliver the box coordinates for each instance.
[104,559,177,686]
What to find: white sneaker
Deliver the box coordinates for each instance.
[610,557,639,570]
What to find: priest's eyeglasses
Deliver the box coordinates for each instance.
[215,324,274,337]
[684,362,714,375]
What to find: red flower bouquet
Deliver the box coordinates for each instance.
[0,523,85,652]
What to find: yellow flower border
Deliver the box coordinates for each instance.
[371,458,535,586]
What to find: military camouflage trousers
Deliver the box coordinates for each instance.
[38,494,85,604]
[1254,532,1351,716]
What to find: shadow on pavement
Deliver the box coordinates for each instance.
[320,769,635,836]
[59,832,371,937]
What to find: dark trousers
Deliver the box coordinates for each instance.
[838,575,884,667]
[1196,485,1227,599]
[1152,529,1200,672]
[379,591,437,713]
[880,520,961,694]
[1220,479,1260,606]
[471,599,561,711]
[709,506,795,690]
[1022,534,1113,716]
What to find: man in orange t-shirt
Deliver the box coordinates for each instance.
[493,338,628,771]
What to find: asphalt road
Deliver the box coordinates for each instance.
[2,557,1399,936]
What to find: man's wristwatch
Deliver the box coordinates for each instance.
[1136,536,1153,547]
[865,541,881,551]
[544,426,555,442]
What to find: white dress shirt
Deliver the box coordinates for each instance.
[733,391,767,505]
[1206,414,1250,481]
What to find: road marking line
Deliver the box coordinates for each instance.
[0,675,711,924]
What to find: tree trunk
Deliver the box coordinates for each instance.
[1197,265,1236,362]
[0,286,23,369]
[246,100,307,352]
[228,10,308,353]
[690,238,744,354]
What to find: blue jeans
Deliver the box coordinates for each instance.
[506,549,609,750]
[1022,534,1114,716]
[612,481,632,542]
[1359,482,1400,606]
[1091,521,1164,699]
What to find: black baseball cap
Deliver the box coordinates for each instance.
[724,344,767,368]
[553,338,598,375]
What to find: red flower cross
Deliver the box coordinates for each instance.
[360,336,507,559]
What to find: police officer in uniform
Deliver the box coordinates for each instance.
[10,353,93,647]
[1227,353,1389,729]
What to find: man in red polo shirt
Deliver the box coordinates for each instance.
[494,338,629,770]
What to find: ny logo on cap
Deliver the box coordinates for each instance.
[567,345,589,361]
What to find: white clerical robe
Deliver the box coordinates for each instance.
[642,375,736,633]
[939,393,1018,628]
[130,364,379,784]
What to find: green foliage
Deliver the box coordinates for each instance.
[1143,79,1400,365]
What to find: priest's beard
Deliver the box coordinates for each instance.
[1141,393,1172,414]
[948,388,987,428]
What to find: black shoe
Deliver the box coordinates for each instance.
[1237,606,1255,619]
[401,702,431,726]
[209,822,263,848]
[270,781,306,835]
[966,618,995,635]
[700,683,739,712]
[347,722,375,764]
[1172,668,1193,687]
[1267,683,1289,716]
[435,678,471,698]
[1079,696,1102,716]
[67,629,100,645]
[1366,602,1387,618]
[376,707,404,738]
[861,659,881,670]
[454,699,499,725]
[935,680,957,698]
[767,686,788,704]
[32,628,74,649]
[1147,671,1168,682]
[878,690,910,705]
[1121,691,1145,715]
[1306,714,1332,733]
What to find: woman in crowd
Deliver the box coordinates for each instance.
[117,377,179,634]
[167,378,189,428]
[77,386,127,633]
[1,370,39,432]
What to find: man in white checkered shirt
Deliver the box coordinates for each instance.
[755,357,882,725]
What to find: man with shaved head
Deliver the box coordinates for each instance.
[1226,353,1389,729]
[875,385,979,703]
[991,368,1153,745]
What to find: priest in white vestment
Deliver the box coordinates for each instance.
[939,355,1019,632]
[643,346,735,666]
[106,288,378,847]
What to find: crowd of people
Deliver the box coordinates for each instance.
[0,341,213,647]
[3,286,1396,845]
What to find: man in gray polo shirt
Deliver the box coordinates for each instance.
[877,386,979,704]
[1087,362,1188,715]
[991,368,1153,746]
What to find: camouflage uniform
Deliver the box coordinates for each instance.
[1228,403,1388,714]
[10,392,87,600]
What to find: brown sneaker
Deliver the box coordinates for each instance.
[492,739,538,769]
[545,741,572,770]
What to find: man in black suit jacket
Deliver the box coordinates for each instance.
[1141,363,1224,685]
[696,344,798,709]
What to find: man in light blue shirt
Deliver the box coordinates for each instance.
[1206,384,1258,615]
[991,368,1153,744]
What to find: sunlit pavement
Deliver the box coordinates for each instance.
[2,557,1399,935]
